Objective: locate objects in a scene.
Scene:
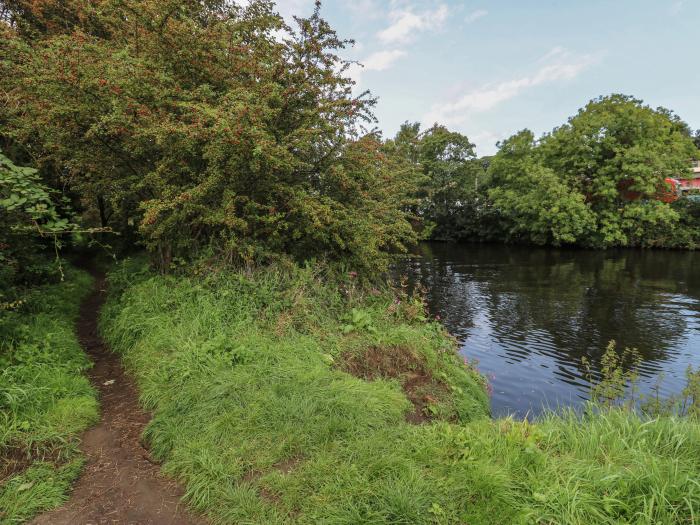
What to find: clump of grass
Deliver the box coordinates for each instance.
[0,267,98,523]
[101,260,700,524]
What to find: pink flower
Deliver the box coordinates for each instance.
[348,271,358,279]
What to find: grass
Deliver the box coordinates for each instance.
[0,267,98,523]
[101,259,700,524]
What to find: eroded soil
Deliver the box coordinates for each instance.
[339,345,451,424]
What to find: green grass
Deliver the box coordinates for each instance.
[101,259,700,524]
[0,268,98,524]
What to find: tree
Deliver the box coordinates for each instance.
[0,152,74,305]
[386,123,483,240]
[539,94,697,247]
[488,131,595,245]
[1,0,420,273]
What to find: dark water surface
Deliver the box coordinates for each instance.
[397,243,700,418]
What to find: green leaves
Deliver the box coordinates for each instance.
[2,0,416,274]
[0,152,75,232]
[485,95,698,248]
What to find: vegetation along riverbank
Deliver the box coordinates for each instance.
[1,0,699,523]
[97,258,700,524]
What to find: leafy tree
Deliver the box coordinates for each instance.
[387,123,484,240]
[1,0,420,274]
[488,131,595,245]
[539,94,696,247]
[486,95,697,248]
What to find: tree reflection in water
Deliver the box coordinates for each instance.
[396,243,700,417]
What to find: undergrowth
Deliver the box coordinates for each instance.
[101,259,700,524]
[0,268,98,523]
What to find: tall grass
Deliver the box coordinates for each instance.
[101,260,700,524]
[0,268,98,523]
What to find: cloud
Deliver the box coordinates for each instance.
[363,50,407,71]
[344,0,383,19]
[377,4,449,44]
[273,0,314,20]
[348,49,407,86]
[465,9,488,24]
[424,48,597,126]
[470,131,509,156]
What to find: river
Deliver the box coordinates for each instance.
[397,242,700,418]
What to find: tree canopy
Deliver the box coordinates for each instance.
[1,0,420,273]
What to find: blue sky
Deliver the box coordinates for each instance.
[275,0,699,156]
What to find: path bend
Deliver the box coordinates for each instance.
[31,271,204,525]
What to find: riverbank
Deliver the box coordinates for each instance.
[100,259,700,524]
[0,269,98,522]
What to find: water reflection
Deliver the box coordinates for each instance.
[397,243,700,417]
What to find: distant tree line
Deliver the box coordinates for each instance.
[397,95,700,249]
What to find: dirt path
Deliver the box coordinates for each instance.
[31,272,205,525]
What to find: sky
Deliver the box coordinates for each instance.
[273,0,699,156]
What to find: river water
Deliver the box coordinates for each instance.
[397,242,700,418]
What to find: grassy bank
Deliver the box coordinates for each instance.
[0,268,98,523]
[101,260,700,524]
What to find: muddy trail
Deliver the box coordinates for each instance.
[31,270,205,525]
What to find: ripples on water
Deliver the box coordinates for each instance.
[396,243,700,418]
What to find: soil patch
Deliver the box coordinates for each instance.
[0,444,65,485]
[339,345,450,424]
[30,269,205,525]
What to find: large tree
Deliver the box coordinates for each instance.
[0,0,421,273]
[488,95,697,248]
[488,131,595,246]
[539,94,696,247]
[387,123,483,240]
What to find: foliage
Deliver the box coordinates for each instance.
[682,366,700,419]
[583,340,700,420]
[486,95,699,248]
[582,341,641,409]
[0,268,98,523]
[0,152,77,308]
[488,130,596,245]
[1,0,420,274]
[101,261,700,524]
[386,122,485,240]
[409,95,699,249]
[538,94,696,248]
